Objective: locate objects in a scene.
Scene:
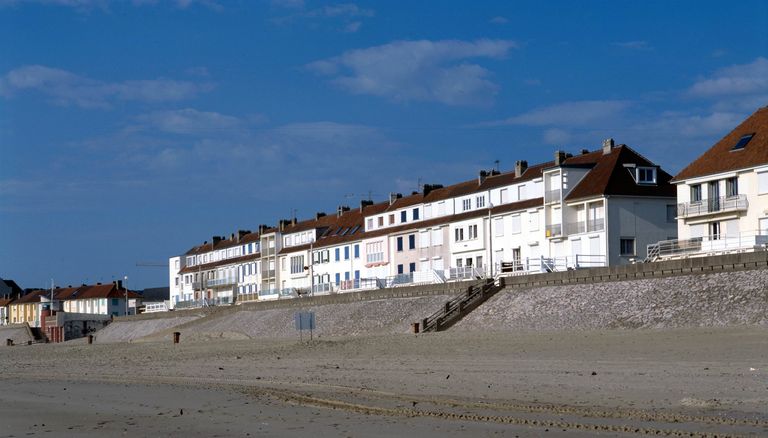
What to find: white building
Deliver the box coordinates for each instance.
[168,138,677,308]
[650,106,768,260]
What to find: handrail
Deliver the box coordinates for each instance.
[677,194,748,218]
[646,229,768,261]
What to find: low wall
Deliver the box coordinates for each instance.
[502,250,768,289]
[117,280,478,323]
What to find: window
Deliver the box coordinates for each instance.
[759,172,768,194]
[732,133,754,150]
[462,199,471,211]
[420,231,429,247]
[389,214,395,225]
[431,228,443,246]
[528,211,539,231]
[111,298,119,306]
[401,211,407,223]
[378,216,384,227]
[456,258,463,268]
[637,167,656,184]
[454,228,464,242]
[290,255,305,274]
[397,264,404,274]
[335,248,340,261]
[413,208,419,220]
[437,201,446,216]
[397,236,403,251]
[500,188,508,204]
[690,184,702,202]
[408,234,415,250]
[726,177,738,197]
[476,256,483,268]
[476,196,485,208]
[175,277,179,286]
[709,222,721,239]
[353,244,360,258]
[409,262,416,273]
[620,238,636,256]
[494,218,504,237]
[367,218,374,229]
[344,246,350,260]
[518,184,527,200]
[468,224,478,239]
[510,215,521,234]
[335,273,341,285]
[366,241,383,263]
[666,205,676,222]
[424,204,432,218]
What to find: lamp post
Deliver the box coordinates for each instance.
[124,276,128,316]
[488,204,494,278]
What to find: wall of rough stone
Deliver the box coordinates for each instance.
[456,269,768,331]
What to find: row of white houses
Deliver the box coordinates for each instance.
[168,137,678,309]
[167,105,768,309]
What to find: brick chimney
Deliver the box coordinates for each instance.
[315,212,326,220]
[515,160,528,178]
[478,170,488,185]
[337,205,350,217]
[602,138,615,155]
[422,183,443,197]
[388,193,402,205]
[359,199,373,212]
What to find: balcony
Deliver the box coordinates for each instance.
[677,195,748,219]
[192,277,236,289]
[545,223,563,238]
[544,188,561,204]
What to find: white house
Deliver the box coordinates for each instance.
[650,106,768,259]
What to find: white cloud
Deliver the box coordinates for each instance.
[483,100,631,127]
[0,65,213,108]
[543,128,571,145]
[271,2,374,32]
[307,39,517,106]
[688,57,768,97]
[489,16,508,24]
[311,3,373,18]
[612,41,652,50]
[637,111,745,138]
[134,108,242,135]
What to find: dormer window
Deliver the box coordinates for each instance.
[636,167,657,184]
[731,133,754,151]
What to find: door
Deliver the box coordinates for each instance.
[512,248,521,270]
[708,181,720,212]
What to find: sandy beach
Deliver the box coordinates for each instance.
[1,326,767,437]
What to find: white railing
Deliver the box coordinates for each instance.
[646,230,768,261]
[143,302,169,313]
[496,254,607,276]
[677,195,748,218]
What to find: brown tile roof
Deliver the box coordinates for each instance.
[0,298,13,307]
[673,106,768,181]
[12,289,52,304]
[19,285,141,302]
[564,145,676,201]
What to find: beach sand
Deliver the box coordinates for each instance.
[1,326,766,437]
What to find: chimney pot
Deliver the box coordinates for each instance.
[359,199,373,212]
[515,160,528,178]
[554,150,567,166]
[581,149,589,155]
[422,183,443,197]
[388,193,402,205]
[602,138,615,155]
[315,212,326,220]
[478,170,488,185]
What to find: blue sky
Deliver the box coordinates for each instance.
[1,0,767,289]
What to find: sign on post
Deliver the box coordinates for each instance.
[294,311,315,341]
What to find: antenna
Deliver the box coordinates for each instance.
[494,159,500,172]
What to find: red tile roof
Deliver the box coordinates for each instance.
[673,106,768,181]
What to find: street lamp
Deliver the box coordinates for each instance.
[124,275,128,316]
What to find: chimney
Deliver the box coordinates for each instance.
[388,193,402,205]
[581,149,589,155]
[478,170,488,185]
[515,160,528,178]
[237,230,250,242]
[230,232,235,241]
[422,183,443,197]
[212,236,222,244]
[113,280,123,290]
[602,138,615,155]
[359,200,373,212]
[554,150,567,166]
[337,205,350,217]
[315,212,326,220]
[291,217,297,226]
[279,219,293,231]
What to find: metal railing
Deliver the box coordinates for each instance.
[646,229,768,261]
[421,277,504,332]
[496,254,607,276]
[174,296,232,309]
[447,266,486,281]
[143,302,169,313]
[677,195,748,218]
[544,188,561,204]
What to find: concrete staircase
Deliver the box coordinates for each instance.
[419,277,505,332]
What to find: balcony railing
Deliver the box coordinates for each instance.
[545,223,563,238]
[544,189,561,204]
[677,195,748,218]
[646,229,768,261]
